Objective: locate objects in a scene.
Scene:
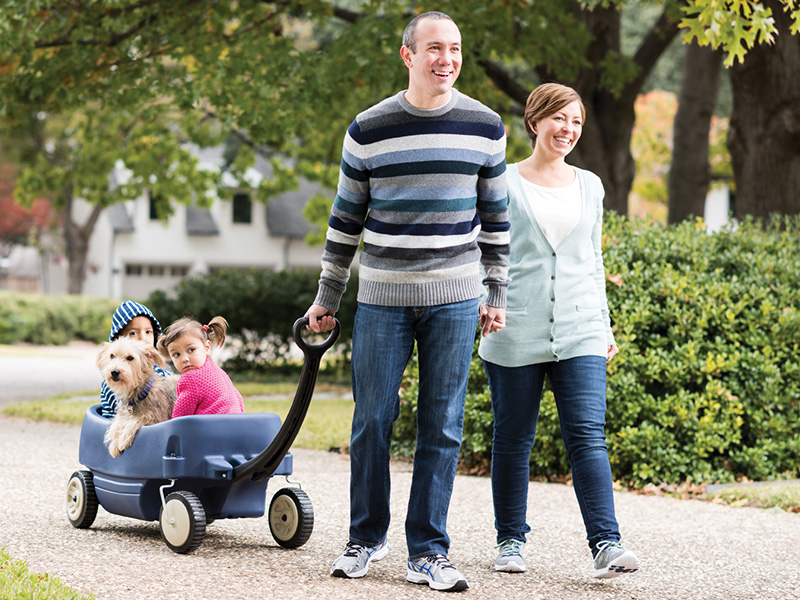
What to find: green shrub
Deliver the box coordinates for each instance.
[394,214,800,489]
[0,292,117,345]
[146,268,357,372]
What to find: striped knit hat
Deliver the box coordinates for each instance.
[109,300,162,344]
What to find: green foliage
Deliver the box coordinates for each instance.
[145,268,358,371]
[394,215,800,488]
[679,0,800,67]
[0,292,117,345]
[0,547,95,600]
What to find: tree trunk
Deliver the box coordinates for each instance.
[564,3,683,214]
[668,42,723,224]
[728,0,800,219]
[62,192,104,295]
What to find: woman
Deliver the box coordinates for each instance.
[478,83,640,579]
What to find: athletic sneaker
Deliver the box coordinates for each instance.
[330,539,388,578]
[494,538,526,572]
[592,540,640,579]
[406,554,469,592]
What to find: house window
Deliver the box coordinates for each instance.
[171,265,189,277]
[126,264,143,276]
[148,265,165,277]
[232,193,252,224]
[148,191,161,220]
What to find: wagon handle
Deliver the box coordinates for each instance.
[232,316,341,483]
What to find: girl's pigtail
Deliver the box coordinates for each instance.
[206,316,229,348]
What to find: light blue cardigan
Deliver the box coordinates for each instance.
[478,163,615,367]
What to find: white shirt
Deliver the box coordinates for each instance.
[520,170,582,249]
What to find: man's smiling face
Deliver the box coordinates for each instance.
[401,17,462,109]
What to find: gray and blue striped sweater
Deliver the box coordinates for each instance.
[314,89,511,311]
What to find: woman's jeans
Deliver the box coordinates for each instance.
[348,300,478,559]
[483,356,620,554]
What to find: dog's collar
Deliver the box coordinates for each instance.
[128,377,154,410]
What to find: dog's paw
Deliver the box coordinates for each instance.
[108,443,122,458]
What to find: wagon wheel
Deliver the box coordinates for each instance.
[159,490,207,554]
[66,471,99,529]
[269,487,314,549]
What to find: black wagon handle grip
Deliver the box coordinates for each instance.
[293,316,341,357]
[232,315,341,483]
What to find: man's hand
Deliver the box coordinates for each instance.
[305,304,337,333]
[479,304,506,337]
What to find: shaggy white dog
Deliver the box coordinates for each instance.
[96,338,177,457]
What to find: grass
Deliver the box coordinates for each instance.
[0,548,95,600]
[1,381,354,451]
[707,482,800,513]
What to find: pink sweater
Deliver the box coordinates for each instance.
[172,357,245,418]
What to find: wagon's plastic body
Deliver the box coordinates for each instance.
[78,405,292,522]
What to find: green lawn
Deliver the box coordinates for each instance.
[0,548,95,600]
[1,382,354,452]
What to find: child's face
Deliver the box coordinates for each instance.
[167,334,211,374]
[119,316,155,345]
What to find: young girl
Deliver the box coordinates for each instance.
[158,316,244,418]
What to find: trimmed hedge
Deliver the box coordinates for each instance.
[145,268,358,372]
[394,214,800,488]
[0,292,117,345]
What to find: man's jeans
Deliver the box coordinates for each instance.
[483,356,621,553]
[348,299,479,559]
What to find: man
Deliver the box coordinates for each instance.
[305,11,509,592]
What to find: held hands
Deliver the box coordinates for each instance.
[305,304,337,333]
[479,303,506,337]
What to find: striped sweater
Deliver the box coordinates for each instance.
[314,89,511,311]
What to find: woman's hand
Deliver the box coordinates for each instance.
[479,303,506,337]
[607,343,619,363]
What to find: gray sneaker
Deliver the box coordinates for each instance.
[330,539,388,578]
[406,554,469,592]
[592,540,640,579]
[494,538,526,572]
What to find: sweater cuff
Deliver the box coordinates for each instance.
[485,284,507,309]
[313,284,344,313]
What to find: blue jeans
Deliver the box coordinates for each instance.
[483,356,620,554]
[348,299,479,559]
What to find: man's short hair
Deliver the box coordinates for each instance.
[402,11,454,53]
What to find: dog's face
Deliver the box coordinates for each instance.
[97,338,165,395]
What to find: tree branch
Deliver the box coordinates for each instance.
[477,59,530,111]
[627,1,686,98]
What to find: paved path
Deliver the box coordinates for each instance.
[0,342,101,407]
[1,345,800,600]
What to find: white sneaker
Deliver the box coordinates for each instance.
[406,554,469,592]
[592,540,640,578]
[494,538,526,572]
[330,539,388,578]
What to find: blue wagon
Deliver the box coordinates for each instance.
[66,317,340,553]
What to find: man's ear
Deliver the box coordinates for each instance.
[400,45,413,68]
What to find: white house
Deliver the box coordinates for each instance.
[75,146,329,299]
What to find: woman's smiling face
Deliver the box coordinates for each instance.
[532,100,584,158]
